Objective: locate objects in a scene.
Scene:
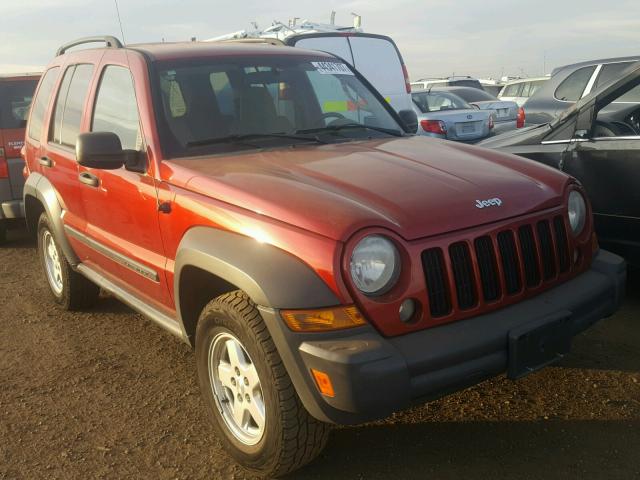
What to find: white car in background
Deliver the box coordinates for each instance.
[498,77,549,106]
[206,20,413,113]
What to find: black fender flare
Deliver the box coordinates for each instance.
[23,172,80,266]
[174,226,340,312]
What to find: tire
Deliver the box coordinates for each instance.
[37,213,99,310]
[0,221,6,244]
[195,291,330,478]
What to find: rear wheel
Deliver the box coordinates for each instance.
[0,221,6,244]
[195,291,330,477]
[37,213,99,310]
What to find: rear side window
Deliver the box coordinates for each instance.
[28,68,59,140]
[503,83,523,97]
[348,36,404,96]
[92,66,142,151]
[554,66,596,102]
[0,78,39,130]
[594,62,635,90]
[50,64,94,147]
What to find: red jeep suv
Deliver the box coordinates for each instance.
[0,72,40,242]
[23,37,625,477]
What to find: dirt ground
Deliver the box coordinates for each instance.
[1,228,638,480]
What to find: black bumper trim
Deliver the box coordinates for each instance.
[261,250,626,425]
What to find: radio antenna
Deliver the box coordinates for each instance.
[113,0,127,45]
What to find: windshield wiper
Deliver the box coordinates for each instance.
[296,123,404,137]
[187,132,327,148]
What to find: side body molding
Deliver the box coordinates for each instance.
[23,172,80,266]
[174,227,340,313]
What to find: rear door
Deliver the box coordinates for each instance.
[44,62,96,242]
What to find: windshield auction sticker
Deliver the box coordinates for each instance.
[311,62,354,75]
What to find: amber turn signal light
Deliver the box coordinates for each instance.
[311,369,335,397]
[281,305,366,332]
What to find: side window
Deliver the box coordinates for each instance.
[50,64,94,147]
[28,67,59,141]
[92,66,142,151]
[594,62,634,90]
[503,83,522,97]
[554,66,596,102]
[528,80,545,96]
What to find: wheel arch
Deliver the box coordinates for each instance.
[175,226,340,346]
[23,172,79,265]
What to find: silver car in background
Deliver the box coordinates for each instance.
[430,86,524,134]
[411,90,494,142]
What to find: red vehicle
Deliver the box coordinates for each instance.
[23,37,625,477]
[0,73,40,242]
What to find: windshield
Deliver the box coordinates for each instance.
[0,79,39,129]
[412,91,471,113]
[153,55,403,158]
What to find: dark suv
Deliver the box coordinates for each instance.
[0,73,40,242]
[524,56,640,125]
[23,36,625,477]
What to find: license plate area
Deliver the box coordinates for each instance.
[507,312,572,380]
[497,108,509,118]
[457,122,477,134]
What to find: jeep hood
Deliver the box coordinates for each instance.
[165,136,570,241]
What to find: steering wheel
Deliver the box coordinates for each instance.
[593,120,626,138]
[318,112,347,126]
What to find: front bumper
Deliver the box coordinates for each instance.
[260,250,626,425]
[0,199,24,220]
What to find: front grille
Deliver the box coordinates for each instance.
[518,225,540,287]
[474,236,500,302]
[422,215,572,319]
[497,230,521,295]
[421,248,451,317]
[449,242,477,310]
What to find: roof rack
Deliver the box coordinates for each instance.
[219,38,285,46]
[56,36,123,57]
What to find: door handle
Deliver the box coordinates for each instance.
[39,156,52,167]
[78,171,99,188]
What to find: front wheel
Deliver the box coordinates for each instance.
[195,291,330,477]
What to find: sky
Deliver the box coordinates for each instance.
[1,0,640,80]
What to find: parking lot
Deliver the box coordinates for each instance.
[0,228,638,480]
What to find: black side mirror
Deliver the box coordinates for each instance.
[76,132,126,170]
[398,109,418,134]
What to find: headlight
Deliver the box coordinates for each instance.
[350,235,400,295]
[568,190,587,236]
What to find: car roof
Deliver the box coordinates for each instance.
[0,72,42,80]
[503,77,549,85]
[429,86,481,93]
[552,56,640,76]
[127,41,336,62]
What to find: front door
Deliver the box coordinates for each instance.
[78,63,172,310]
[570,137,640,262]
